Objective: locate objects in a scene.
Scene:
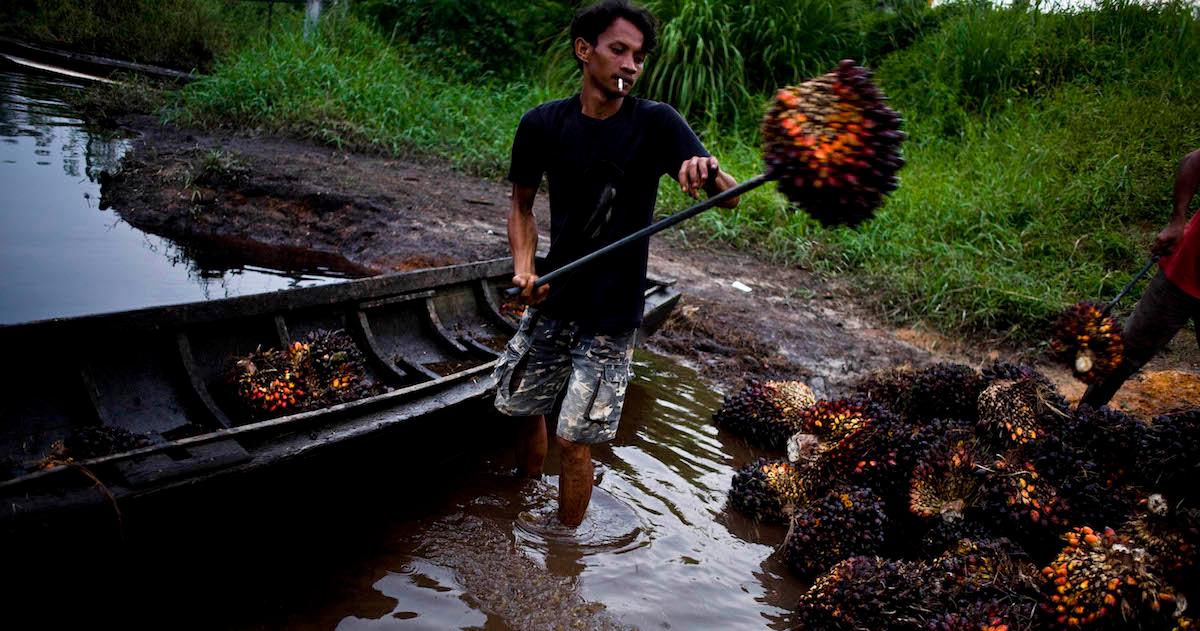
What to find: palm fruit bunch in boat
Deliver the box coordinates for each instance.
[793,555,932,630]
[1039,526,1179,629]
[909,431,986,523]
[908,363,986,423]
[1126,494,1199,586]
[303,328,370,402]
[65,425,151,459]
[761,59,905,227]
[783,485,889,579]
[1050,302,1123,384]
[727,458,810,523]
[1134,409,1200,500]
[229,340,310,416]
[711,379,815,449]
[851,364,917,417]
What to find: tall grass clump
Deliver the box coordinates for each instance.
[171,17,555,175]
[356,0,573,81]
[0,0,284,72]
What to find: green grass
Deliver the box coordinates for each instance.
[0,0,289,72]
[157,0,1200,347]
[170,18,556,175]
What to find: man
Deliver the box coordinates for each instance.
[1080,149,1200,408]
[492,0,740,527]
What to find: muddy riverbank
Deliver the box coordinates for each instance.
[100,115,1200,413]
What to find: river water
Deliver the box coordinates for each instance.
[9,352,807,630]
[0,65,354,325]
[1,64,810,629]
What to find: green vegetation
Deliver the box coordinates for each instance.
[17,0,1200,345]
[0,0,295,72]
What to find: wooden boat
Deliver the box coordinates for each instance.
[0,257,680,524]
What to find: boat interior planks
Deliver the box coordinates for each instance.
[0,258,680,525]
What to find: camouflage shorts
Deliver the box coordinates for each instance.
[492,308,637,444]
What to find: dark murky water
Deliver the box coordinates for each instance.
[0,66,356,325]
[7,352,806,629]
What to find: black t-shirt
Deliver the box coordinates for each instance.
[507,95,708,332]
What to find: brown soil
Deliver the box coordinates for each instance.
[101,116,1199,416]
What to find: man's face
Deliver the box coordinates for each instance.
[577,17,645,97]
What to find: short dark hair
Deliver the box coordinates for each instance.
[569,0,658,68]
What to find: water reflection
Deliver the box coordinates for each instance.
[0,66,356,325]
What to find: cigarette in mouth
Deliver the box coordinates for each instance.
[619,77,624,91]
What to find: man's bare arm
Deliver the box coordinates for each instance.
[508,182,549,302]
[678,156,740,209]
[1155,150,1200,255]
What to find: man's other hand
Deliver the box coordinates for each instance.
[513,273,550,304]
[1153,219,1187,257]
[678,156,719,199]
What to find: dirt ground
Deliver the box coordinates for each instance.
[101,116,1200,418]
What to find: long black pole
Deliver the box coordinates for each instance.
[1102,254,1159,316]
[504,173,772,297]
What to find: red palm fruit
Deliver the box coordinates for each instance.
[1049,302,1123,384]
[977,378,1047,447]
[1039,526,1178,629]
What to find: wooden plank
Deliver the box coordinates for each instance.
[115,439,250,488]
[424,298,469,354]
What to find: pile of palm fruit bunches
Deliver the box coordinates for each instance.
[227,328,380,419]
[716,363,1199,630]
[761,59,906,227]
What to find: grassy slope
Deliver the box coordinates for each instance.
[166,1,1200,346]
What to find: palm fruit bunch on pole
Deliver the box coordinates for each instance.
[1050,302,1124,384]
[909,432,986,524]
[783,485,889,579]
[762,59,905,227]
[727,458,811,523]
[711,379,815,449]
[230,340,311,417]
[793,555,931,630]
[1039,526,1179,629]
[1125,494,1199,587]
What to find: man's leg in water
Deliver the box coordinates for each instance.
[557,436,593,526]
[516,415,548,477]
